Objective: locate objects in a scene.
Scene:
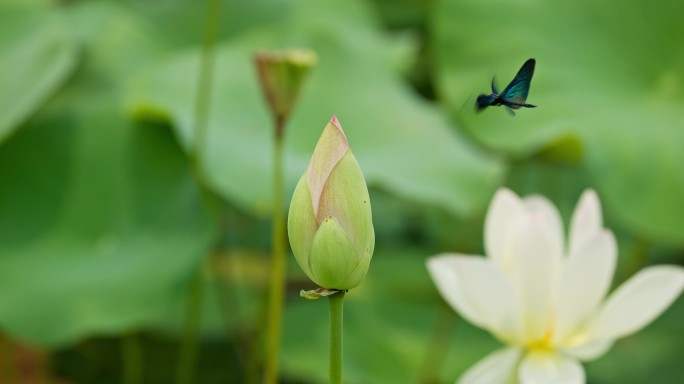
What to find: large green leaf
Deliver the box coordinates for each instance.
[0,5,78,143]
[0,97,214,347]
[0,2,215,347]
[126,0,504,218]
[433,0,684,244]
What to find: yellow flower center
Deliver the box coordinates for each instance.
[527,323,555,351]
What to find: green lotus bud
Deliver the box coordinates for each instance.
[288,116,375,290]
[254,49,317,132]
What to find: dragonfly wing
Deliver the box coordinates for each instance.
[491,77,499,94]
[501,58,535,104]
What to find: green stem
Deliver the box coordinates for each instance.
[263,118,287,384]
[329,291,345,384]
[122,333,143,384]
[176,268,205,384]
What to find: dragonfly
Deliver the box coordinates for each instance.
[476,58,537,115]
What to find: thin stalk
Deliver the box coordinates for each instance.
[122,333,143,384]
[263,116,287,384]
[328,291,345,384]
[176,268,205,384]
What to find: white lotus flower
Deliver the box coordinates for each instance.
[427,188,684,384]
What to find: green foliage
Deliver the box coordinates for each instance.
[0,0,682,382]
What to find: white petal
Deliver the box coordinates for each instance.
[485,188,525,265]
[563,339,614,362]
[458,347,521,384]
[505,214,562,342]
[427,254,486,328]
[568,190,602,257]
[554,231,617,343]
[523,195,564,259]
[590,265,684,340]
[452,256,522,342]
[519,351,585,384]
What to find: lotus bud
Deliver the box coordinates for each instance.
[254,49,317,134]
[288,116,375,290]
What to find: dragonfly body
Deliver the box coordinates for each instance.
[476,94,536,110]
[476,58,537,114]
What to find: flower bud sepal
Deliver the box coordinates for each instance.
[300,288,346,300]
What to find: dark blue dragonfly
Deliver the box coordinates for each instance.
[476,58,537,115]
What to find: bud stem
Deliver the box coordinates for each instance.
[329,290,345,384]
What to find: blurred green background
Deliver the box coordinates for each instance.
[0,0,683,383]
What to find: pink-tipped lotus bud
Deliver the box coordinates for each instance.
[288,116,374,290]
